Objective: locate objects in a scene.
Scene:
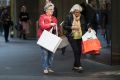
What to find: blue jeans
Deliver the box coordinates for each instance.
[39,46,54,70]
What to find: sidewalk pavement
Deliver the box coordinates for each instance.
[0,36,120,80]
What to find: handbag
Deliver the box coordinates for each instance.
[15,23,23,31]
[37,26,62,53]
[58,36,69,49]
[82,30,101,55]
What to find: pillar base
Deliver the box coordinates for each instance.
[112,52,120,65]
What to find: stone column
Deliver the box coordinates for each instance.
[10,0,17,37]
[112,0,120,65]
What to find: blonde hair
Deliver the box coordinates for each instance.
[70,4,82,13]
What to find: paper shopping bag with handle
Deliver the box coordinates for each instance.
[82,30,101,55]
[37,26,62,53]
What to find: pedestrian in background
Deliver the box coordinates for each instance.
[85,0,97,32]
[105,2,111,46]
[1,8,12,42]
[0,7,3,35]
[19,5,30,39]
[37,3,57,74]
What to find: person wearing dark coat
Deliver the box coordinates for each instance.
[1,8,12,42]
[85,0,97,32]
[63,4,91,73]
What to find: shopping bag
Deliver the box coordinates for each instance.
[37,27,62,53]
[82,30,101,54]
[82,39,101,54]
[58,36,69,49]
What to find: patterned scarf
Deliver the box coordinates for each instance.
[72,14,82,39]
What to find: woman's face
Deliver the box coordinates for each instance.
[46,6,54,16]
[21,6,26,12]
[74,10,81,17]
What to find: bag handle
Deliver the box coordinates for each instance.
[50,25,58,36]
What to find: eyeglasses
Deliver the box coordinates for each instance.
[47,9,54,11]
[74,11,80,13]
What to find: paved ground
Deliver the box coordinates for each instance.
[0,36,120,80]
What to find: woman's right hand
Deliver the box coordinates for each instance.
[50,23,57,27]
[71,25,79,30]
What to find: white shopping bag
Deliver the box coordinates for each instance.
[37,27,62,53]
[82,30,97,41]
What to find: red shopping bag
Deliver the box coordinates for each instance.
[82,39,101,55]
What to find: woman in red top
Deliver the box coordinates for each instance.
[37,3,57,74]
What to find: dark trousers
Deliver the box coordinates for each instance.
[105,25,111,45]
[67,36,82,67]
[19,30,26,39]
[0,24,3,34]
[3,25,10,42]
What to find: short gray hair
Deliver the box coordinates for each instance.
[70,4,82,13]
[44,2,54,11]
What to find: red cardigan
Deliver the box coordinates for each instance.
[37,14,57,38]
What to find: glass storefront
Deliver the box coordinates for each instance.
[0,0,10,7]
